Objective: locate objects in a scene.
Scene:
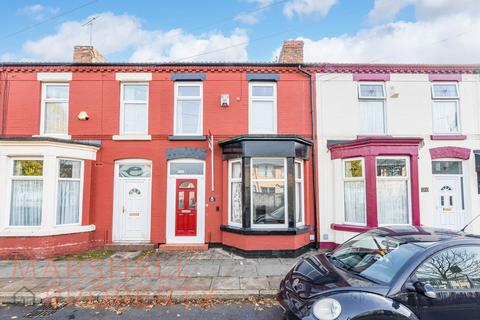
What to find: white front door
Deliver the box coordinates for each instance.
[113,161,152,242]
[434,176,462,230]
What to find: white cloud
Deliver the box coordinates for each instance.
[20,12,249,62]
[18,4,60,21]
[0,52,17,62]
[235,0,275,25]
[283,0,338,18]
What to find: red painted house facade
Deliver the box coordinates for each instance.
[0,54,317,258]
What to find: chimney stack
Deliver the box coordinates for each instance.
[73,46,107,63]
[278,40,304,64]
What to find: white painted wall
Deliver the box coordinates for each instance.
[316,72,480,245]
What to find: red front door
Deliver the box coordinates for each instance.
[175,179,197,236]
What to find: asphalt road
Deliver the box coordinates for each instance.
[0,303,288,320]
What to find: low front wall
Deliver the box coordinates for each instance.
[222,232,311,252]
[0,231,95,259]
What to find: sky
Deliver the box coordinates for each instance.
[0,0,479,63]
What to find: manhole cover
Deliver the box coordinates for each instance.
[24,305,60,318]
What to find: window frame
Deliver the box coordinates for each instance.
[295,160,305,227]
[431,82,460,99]
[248,82,277,134]
[7,157,44,228]
[173,82,203,136]
[228,159,243,227]
[376,156,412,226]
[55,158,84,226]
[342,157,367,226]
[119,82,149,136]
[357,82,387,135]
[40,82,70,138]
[250,157,288,229]
[431,82,461,135]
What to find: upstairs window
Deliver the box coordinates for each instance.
[432,83,460,134]
[343,158,366,225]
[41,83,69,136]
[249,83,277,134]
[174,82,203,135]
[120,83,149,135]
[358,83,386,135]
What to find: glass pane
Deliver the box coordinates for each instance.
[231,161,242,179]
[359,84,385,98]
[188,192,195,208]
[123,84,148,101]
[231,182,242,224]
[123,103,147,133]
[295,162,302,179]
[178,191,184,209]
[119,164,151,177]
[377,180,409,224]
[252,86,274,97]
[252,181,285,225]
[359,101,384,134]
[13,160,43,176]
[295,181,303,223]
[344,181,366,224]
[179,182,195,189]
[250,101,275,133]
[44,102,68,134]
[252,159,284,179]
[377,159,407,177]
[432,161,462,175]
[45,85,69,99]
[176,100,201,134]
[433,84,458,98]
[10,180,43,226]
[59,160,81,179]
[170,163,204,175]
[344,160,363,178]
[56,180,80,224]
[178,85,200,97]
[433,101,459,134]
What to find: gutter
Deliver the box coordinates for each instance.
[297,65,319,249]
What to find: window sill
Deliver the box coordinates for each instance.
[33,134,71,140]
[0,224,95,237]
[168,135,207,141]
[330,223,373,233]
[430,135,466,141]
[220,224,312,235]
[112,135,152,141]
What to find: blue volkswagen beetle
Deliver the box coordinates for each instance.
[278,226,480,320]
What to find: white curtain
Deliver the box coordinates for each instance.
[344,181,366,224]
[57,180,80,224]
[231,182,242,224]
[44,102,67,134]
[433,101,458,134]
[177,100,200,134]
[377,180,409,224]
[124,103,147,133]
[251,100,275,133]
[10,180,43,226]
[359,101,384,134]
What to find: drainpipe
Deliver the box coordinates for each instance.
[0,69,8,136]
[297,65,319,249]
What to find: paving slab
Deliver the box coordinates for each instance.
[240,277,270,290]
[180,264,220,277]
[211,277,240,290]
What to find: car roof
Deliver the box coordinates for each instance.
[369,226,480,247]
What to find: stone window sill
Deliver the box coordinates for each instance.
[430,135,466,141]
[330,223,373,233]
[0,224,95,237]
[220,224,312,235]
[168,135,207,141]
[112,135,152,141]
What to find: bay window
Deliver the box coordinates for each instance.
[9,159,44,226]
[120,83,149,135]
[41,83,69,137]
[358,83,386,135]
[376,157,410,225]
[229,160,242,226]
[249,83,277,134]
[174,82,203,135]
[295,161,304,225]
[432,83,460,134]
[57,159,82,225]
[343,158,366,225]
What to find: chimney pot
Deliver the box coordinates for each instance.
[73,46,107,63]
[278,40,304,64]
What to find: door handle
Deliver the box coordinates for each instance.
[122,206,126,214]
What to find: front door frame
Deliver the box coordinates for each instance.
[112,159,152,243]
[166,159,205,244]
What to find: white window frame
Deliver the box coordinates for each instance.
[119,82,149,136]
[7,157,44,228]
[250,157,288,229]
[228,159,243,227]
[55,158,84,226]
[295,160,305,227]
[40,82,70,138]
[342,157,367,226]
[248,82,277,134]
[376,156,412,226]
[431,83,461,135]
[357,82,386,135]
[173,82,203,136]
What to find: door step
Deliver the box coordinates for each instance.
[104,243,156,252]
[158,244,208,252]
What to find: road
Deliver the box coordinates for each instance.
[0,303,287,320]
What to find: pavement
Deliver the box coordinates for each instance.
[0,248,319,305]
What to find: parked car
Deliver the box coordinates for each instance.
[278,226,480,320]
